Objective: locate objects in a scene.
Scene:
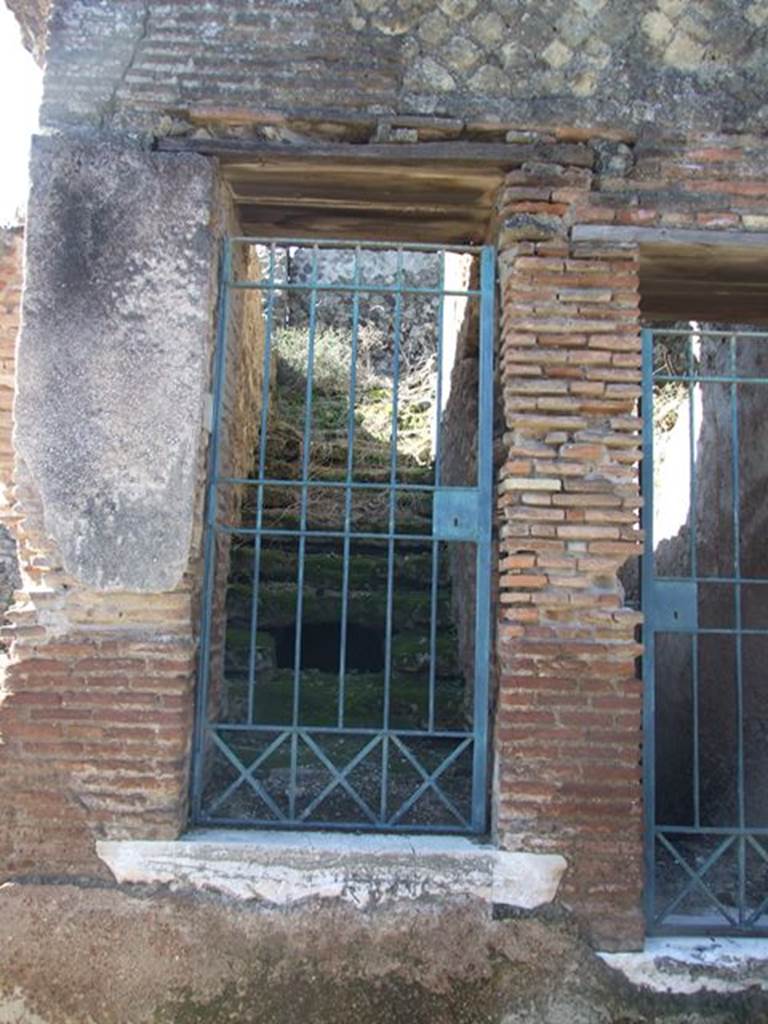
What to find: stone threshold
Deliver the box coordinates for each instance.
[97,829,566,910]
[600,937,768,993]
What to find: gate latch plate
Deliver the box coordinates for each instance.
[433,488,479,541]
[652,579,698,632]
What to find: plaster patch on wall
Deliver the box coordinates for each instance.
[97,831,566,910]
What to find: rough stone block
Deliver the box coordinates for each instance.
[15,135,217,591]
[499,214,566,245]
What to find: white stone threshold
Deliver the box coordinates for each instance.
[600,937,768,994]
[97,829,566,910]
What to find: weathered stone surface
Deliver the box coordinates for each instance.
[602,938,768,995]
[1,883,767,1024]
[14,135,217,591]
[499,214,566,244]
[97,831,567,909]
[5,0,50,63]
[33,0,768,134]
[0,523,20,611]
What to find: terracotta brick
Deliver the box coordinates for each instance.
[496,175,644,947]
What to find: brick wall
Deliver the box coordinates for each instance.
[0,181,223,879]
[493,157,644,948]
[204,205,266,738]
[2,116,768,945]
[0,179,270,878]
[491,130,768,949]
[439,257,482,698]
[574,133,768,231]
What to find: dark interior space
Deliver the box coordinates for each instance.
[273,621,385,672]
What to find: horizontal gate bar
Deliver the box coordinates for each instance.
[218,476,445,492]
[229,280,481,298]
[228,235,486,253]
[208,724,475,738]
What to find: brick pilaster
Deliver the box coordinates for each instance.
[493,160,644,949]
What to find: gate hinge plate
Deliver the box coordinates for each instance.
[433,488,479,541]
[651,579,698,632]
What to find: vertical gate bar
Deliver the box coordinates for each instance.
[381,246,404,823]
[688,334,701,828]
[641,326,657,925]
[730,333,746,922]
[427,251,446,733]
[290,243,320,819]
[246,242,277,724]
[471,244,495,833]
[380,735,389,826]
[337,246,363,728]
[191,238,234,818]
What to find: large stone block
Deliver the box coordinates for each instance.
[15,135,217,591]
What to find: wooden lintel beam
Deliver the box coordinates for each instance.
[575,225,768,249]
[643,280,768,294]
[238,209,486,244]
[230,191,480,217]
[157,136,593,168]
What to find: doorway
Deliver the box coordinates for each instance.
[643,324,768,934]
[192,238,495,833]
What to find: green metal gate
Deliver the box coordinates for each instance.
[643,325,768,934]
[192,238,495,834]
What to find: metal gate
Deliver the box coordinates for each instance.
[192,238,495,834]
[643,325,768,934]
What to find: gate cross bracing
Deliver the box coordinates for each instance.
[192,238,495,834]
[643,326,768,934]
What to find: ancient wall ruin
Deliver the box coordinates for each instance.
[2,0,768,1019]
[0,228,22,614]
[33,0,768,136]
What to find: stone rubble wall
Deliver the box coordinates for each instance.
[33,0,768,136]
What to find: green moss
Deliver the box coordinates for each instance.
[223,668,464,730]
[228,545,443,590]
[391,629,459,676]
[155,973,500,1024]
[226,584,450,631]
